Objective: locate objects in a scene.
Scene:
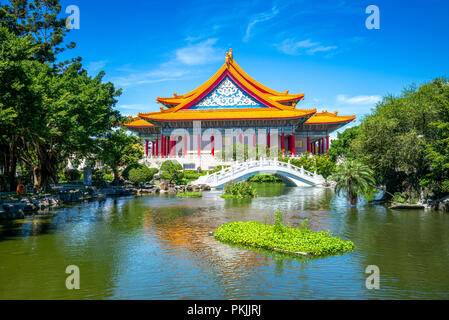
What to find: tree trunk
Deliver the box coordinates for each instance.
[112,167,120,186]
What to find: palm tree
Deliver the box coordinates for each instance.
[331,159,376,205]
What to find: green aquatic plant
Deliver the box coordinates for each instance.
[177,192,203,198]
[214,214,355,256]
[221,181,257,199]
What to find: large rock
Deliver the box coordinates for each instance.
[0,203,25,220]
[438,196,449,212]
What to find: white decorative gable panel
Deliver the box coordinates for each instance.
[190,76,264,109]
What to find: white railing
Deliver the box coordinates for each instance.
[194,159,325,188]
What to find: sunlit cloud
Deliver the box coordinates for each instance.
[175,38,223,66]
[276,39,338,56]
[337,94,382,105]
[243,6,279,42]
[87,60,107,73]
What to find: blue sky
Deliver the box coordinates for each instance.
[59,0,449,136]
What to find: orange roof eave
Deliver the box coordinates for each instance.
[140,108,317,122]
[306,113,356,125]
[123,118,155,128]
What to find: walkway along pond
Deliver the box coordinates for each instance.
[0,184,448,299]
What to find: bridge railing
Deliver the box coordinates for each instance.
[195,159,322,185]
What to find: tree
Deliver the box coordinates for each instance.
[352,79,447,199]
[159,160,184,184]
[0,24,40,190]
[331,159,376,205]
[0,0,76,65]
[327,126,360,162]
[97,129,144,185]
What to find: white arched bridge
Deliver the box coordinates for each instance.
[193,159,326,189]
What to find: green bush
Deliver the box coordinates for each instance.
[103,174,114,182]
[222,181,257,199]
[122,163,141,180]
[279,153,336,180]
[214,214,355,256]
[127,165,158,185]
[184,171,202,181]
[248,174,283,183]
[160,160,184,184]
[64,169,82,182]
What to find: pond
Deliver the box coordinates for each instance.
[0,184,448,300]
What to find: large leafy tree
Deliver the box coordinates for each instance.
[97,129,144,185]
[0,22,122,191]
[352,80,444,198]
[0,24,39,189]
[420,78,449,198]
[0,0,76,64]
[327,126,360,162]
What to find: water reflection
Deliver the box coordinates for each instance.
[0,187,449,299]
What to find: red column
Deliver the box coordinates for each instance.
[152,141,154,157]
[307,136,311,153]
[155,138,159,157]
[170,136,175,157]
[184,135,188,157]
[167,137,170,157]
[291,133,296,157]
[267,130,271,156]
[321,138,325,154]
[145,140,149,157]
[211,136,215,156]
[253,131,257,147]
[281,132,285,155]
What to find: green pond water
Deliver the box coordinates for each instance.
[0,184,448,300]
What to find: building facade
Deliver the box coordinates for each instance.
[124,50,355,170]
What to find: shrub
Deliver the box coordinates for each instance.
[184,171,202,181]
[127,165,158,185]
[64,169,82,182]
[214,214,355,256]
[222,181,257,199]
[160,160,184,184]
[248,174,283,183]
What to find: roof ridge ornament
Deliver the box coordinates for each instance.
[225,49,233,67]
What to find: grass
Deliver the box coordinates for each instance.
[214,212,355,256]
[177,192,203,198]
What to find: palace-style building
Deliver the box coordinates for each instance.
[124,50,355,169]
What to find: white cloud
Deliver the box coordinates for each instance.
[276,39,337,56]
[175,38,222,66]
[87,60,107,73]
[337,94,382,105]
[112,38,223,87]
[243,6,279,42]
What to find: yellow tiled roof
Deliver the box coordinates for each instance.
[306,111,356,124]
[139,108,317,121]
[157,50,305,110]
[127,51,355,126]
[123,118,155,128]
